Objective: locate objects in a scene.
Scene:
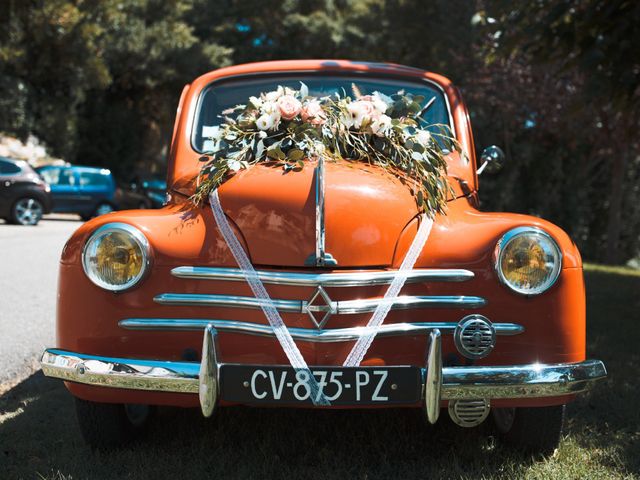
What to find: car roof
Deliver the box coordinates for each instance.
[0,156,24,164]
[38,164,112,174]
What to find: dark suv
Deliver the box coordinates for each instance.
[0,157,52,225]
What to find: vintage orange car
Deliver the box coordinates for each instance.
[41,60,606,454]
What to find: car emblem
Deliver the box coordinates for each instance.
[303,286,337,329]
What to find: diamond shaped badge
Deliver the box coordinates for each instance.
[304,286,336,329]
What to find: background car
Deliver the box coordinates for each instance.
[116,177,166,210]
[36,165,114,220]
[0,156,52,225]
[36,164,153,220]
[129,176,167,208]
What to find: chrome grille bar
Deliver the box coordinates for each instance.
[154,293,487,313]
[119,318,523,342]
[171,266,474,286]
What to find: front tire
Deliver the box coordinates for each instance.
[10,197,44,225]
[492,405,565,457]
[80,203,114,221]
[75,398,153,449]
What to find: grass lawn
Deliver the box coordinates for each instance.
[0,264,638,479]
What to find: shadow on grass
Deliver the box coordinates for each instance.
[565,269,640,476]
[1,372,537,480]
[0,269,637,479]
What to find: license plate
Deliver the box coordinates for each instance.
[220,365,421,405]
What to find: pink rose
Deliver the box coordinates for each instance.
[348,100,380,128]
[355,100,377,118]
[277,95,302,120]
[301,101,326,125]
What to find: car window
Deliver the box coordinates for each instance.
[39,168,76,186]
[0,158,22,175]
[78,171,111,188]
[193,74,452,152]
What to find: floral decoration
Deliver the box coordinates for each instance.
[194,83,460,216]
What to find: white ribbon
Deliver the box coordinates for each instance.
[342,216,433,366]
[210,189,432,397]
[210,190,330,405]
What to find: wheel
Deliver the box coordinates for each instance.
[94,202,115,217]
[492,405,565,457]
[75,398,154,449]
[10,197,44,225]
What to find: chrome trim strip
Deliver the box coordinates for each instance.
[440,360,607,400]
[40,349,606,400]
[316,154,325,265]
[171,266,475,286]
[305,155,337,267]
[155,293,301,311]
[40,349,199,394]
[154,293,487,312]
[118,318,524,342]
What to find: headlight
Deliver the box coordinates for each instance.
[82,223,151,291]
[494,227,562,295]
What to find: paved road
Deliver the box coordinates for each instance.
[0,215,81,385]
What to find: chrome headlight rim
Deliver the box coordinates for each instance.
[493,226,562,296]
[82,222,152,292]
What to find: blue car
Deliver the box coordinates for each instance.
[35,165,146,220]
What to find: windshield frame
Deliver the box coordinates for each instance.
[189,70,455,154]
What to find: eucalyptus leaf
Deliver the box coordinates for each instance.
[287,149,304,161]
[255,139,265,159]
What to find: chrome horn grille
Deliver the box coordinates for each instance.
[454,315,496,359]
[448,399,491,427]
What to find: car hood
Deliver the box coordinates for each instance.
[173,161,465,268]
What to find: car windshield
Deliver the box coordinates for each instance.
[193,74,451,152]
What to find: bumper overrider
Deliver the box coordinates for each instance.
[40,325,606,423]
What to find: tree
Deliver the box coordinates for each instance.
[480,0,640,263]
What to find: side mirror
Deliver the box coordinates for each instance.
[477,145,505,175]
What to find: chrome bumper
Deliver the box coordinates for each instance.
[41,327,606,422]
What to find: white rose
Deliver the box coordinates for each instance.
[372,91,393,114]
[347,102,366,128]
[256,114,275,131]
[372,91,393,106]
[264,86,284,102]
[371,114,392,137]
[249,96,263,108]
[415,129,431,145]
[373,99,388,115]
[340,113,354,129]
[261,100,279,115]
[228,159,242,171]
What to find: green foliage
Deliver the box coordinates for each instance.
[0,0,231,174]
[0,0,638,262]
